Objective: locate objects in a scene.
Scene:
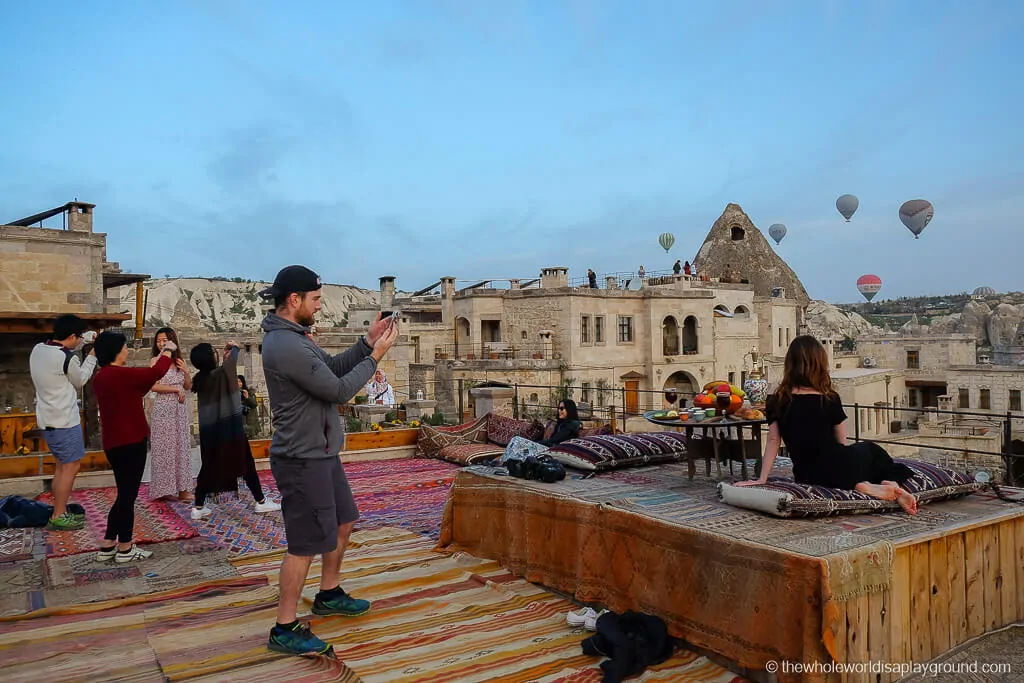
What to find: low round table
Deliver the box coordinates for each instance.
[643,410,767,481]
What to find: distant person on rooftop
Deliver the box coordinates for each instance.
[683,261,692,276]
[673,260,681,275]
[638,265,645,279]
[587,269,598,288]
[365,369,395,406]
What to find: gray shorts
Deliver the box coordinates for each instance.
[44,426,87,464]
[270,456,359,556]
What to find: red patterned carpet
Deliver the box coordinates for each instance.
[165,458,461,555]
[37,486,198,558]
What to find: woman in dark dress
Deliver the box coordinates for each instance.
[540,398,582,446]
[736,335,917,514]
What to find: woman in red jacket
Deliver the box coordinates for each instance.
[92,332,176,563]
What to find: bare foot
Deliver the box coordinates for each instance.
[895,488,918,515]
[855,482,899,501]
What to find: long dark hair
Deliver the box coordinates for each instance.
[151,327,181,361]
[774,335,837,414]
[558,398,580,422]
[189,343,217,394]
[237,374,248,391]
[94,331,127,368]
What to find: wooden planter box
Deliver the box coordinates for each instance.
[344,428,419,451]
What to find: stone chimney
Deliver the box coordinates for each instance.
[540,267,569,289]
[67,202,95,233]
[605,276,618,290]
[440,276,456,326]
[379,276,395,309]
[440,276,456,299]
[509,279,521,290]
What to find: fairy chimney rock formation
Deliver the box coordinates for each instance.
[692,203,809,304]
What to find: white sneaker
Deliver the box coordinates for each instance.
[254,499,281,513]
[95,546,117,562]
[567,607,596,627]
[115,544,153,563]
[191,506,213,520]
[585,609,609,631]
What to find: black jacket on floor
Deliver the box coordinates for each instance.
[580,610,676,683]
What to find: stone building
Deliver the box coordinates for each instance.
[946,365,1024,432]
[830,368,907,439]
[0,201,148,414]
[854,333,976,409]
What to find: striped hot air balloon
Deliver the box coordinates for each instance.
[899,199,934,238]
[658,232,675,252]
[768,223,787,244]
[857,274,882,302]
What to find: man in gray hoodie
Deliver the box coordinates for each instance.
[259,265,398,658]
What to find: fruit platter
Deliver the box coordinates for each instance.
[645,380,765,426]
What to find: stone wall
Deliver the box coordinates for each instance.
[946,366,1024,433]
[855,335,976,375]
[0,334,47,410]
[831,370,907,438]
[0,225,106,313]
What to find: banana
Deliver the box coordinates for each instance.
[731,386,746,398]
[703,380,728,392]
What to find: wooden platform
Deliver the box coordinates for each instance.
[437,463,1024,682]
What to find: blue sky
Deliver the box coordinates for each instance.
[1,1,1021,303]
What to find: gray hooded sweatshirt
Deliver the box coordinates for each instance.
[261,313,378,460]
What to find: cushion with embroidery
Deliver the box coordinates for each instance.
[486,413,544,447]
[718,459,983,518]
[546,432,688,472]
[417,416,489,458]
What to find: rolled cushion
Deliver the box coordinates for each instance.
[718,459,983,518]
[437,442,506,466]
[547,432,688,472]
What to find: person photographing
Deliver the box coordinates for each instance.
[259,265,399,658]
[29,315,97,531]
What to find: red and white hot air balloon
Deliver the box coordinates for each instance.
[857,274,882,302]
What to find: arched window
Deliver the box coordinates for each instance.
[683,316,699,354]
[731,225,745,241]
[662,316,680,356]
[713,304,731,317]
[734,305,750,318]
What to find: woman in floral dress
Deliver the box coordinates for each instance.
[148,328,194,502]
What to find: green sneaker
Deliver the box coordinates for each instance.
[311,587,370,617]
[268,622,335,658]
[47,512,85,531]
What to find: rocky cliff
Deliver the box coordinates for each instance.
[693,203,810,303]
[116,278,379,333]
[805,300,882,340]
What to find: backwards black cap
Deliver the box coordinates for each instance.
[258,265,322,299]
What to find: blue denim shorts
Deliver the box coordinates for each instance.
[44,426,87,464]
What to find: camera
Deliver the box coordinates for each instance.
[507,454,566,483]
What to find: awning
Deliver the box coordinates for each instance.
[102,272,150,289]
[906,379,947,388]
[0,312,131,334]
[620,370,645,380]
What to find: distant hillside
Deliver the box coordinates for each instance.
[116,278,379,333]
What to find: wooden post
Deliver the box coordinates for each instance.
[134,280,144,341]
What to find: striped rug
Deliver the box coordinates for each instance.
[223,527,743,683]
[0,527,744,682]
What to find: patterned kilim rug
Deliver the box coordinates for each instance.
[37,485,197,558]
[0,576,269,683]
[0,527,744,682]
[168,459,461,555]
[213,526,742,682]
[0,528,34,563]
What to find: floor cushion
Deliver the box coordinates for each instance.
[718,458,984,518]
[417,416,489,458]
[486,414,544,447]
[546,432,688,472]
[437,442,506,466]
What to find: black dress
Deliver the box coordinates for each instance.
[766,393,914,490]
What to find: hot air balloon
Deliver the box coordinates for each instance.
[899,199,933,239]
[836,194,859,221]
[973,286,995,297]
[658,232,675,252]
[857,274,882,302]
[768,223,787,245]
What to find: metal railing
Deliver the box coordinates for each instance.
[433,343,553,361]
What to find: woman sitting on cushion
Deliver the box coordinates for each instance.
[502,398,583,463]
[735,335,917,515]
[540,398,582,446]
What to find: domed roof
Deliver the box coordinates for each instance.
[973,286,996,296]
